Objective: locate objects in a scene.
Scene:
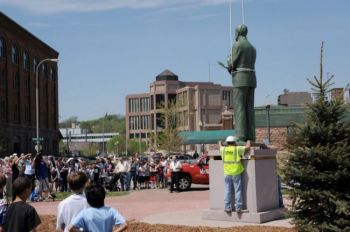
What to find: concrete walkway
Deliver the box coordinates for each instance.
[32,186,293,228]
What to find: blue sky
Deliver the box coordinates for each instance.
[0,0,349,121]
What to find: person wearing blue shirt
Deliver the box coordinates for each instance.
[69,183,127,232]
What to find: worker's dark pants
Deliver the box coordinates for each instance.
[233,86,256,141]
[170,172,180,192]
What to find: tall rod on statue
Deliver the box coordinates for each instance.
[229,0,232,48]
[241,0,245,24]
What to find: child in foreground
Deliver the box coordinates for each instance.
[3,177,41,232]
[69,183,127,232]
[57,171,89,232]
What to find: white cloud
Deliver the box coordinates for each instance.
[0,0,235,14]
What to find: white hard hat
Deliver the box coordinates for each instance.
[225,136,238,143]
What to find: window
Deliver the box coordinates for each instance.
[184,111,188,126]
[0,69,6,86]
[129,98,140,113]
[13,72,19,90]
[33,58,38,73]
[25,106,30,123]
[140,97,150,112]
[11,45,19,64]
[25,75,30,95]
[42,64,48,77]
[223,90,232,107]
[140,115,150,129]
[1,100,6,120]
[14,104,19,121]
[50,67,55,80]
[129,116,139,130]
[156,94,164,109]
[0,38,5,58]
[23,51,30,70]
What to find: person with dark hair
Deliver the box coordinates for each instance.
[69,183,127,232]
[56,171,89,232]
[3,177,41,232]
[0,173,7,199]
[23,154,35,191]
[34,153,52,200]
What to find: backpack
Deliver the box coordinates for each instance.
[0,201,8,225]
[30,189,40,202]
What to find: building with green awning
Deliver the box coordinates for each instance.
[179,130,236,145]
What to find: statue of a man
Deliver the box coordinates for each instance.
[227,24,256,142]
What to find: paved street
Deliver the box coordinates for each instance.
[31,185,293,228]
[32,185,210,220]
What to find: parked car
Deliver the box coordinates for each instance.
[166,153,194,163]
[166,153,209,191]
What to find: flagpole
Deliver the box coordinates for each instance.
[241,0,245,24]
[229,0,232,48]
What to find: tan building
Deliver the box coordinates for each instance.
[125,70,233,144]
[278,89,312,106]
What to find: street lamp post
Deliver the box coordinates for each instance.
[114,140,119,155]
[139,131,141,154]
[198,120,204,152]
[266,104,271,144]
[102,113,107,154]
[35,58,59,154]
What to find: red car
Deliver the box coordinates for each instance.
[166,153,209,191]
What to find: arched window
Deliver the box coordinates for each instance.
[23,51,30,70]
[33,58,38,73]
[42,64,48,77]
[11,45,19,64]
[50,67,55,80]
[0,38,5,58]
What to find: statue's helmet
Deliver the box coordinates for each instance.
[235,24,248,40]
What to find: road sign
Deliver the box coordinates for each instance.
[35,144,42,152]
[32,137,44,142]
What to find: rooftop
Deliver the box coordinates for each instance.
[156,69,179,81]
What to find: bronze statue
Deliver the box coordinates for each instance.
[226,24,256,142]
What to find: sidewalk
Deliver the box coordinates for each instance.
[141,209,293,228]
[32,187,293,228]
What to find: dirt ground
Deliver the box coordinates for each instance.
[37,215,297,232]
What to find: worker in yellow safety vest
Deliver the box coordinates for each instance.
[220,136,251,213]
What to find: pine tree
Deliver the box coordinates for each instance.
[282,42,350,232]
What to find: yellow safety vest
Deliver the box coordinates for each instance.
[221,146,245,175]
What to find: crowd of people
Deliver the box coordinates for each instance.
[0,152,180,202]
[0,171,127,232]
[0,151,196,231]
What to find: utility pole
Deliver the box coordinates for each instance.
[102,113,107,154]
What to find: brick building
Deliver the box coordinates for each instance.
[0,12,59,155]
[255,105,350,149]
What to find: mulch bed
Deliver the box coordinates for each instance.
[37,215,297,232]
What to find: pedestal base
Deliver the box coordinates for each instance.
[202,148,285,224]
[202,208,286,224]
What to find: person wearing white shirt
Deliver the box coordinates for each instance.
[56,171,89,232]
[115,158,130,191]
[169,156,182,193]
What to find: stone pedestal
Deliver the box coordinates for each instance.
[202,148,286,223]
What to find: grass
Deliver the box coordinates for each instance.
[53,191,129,201]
